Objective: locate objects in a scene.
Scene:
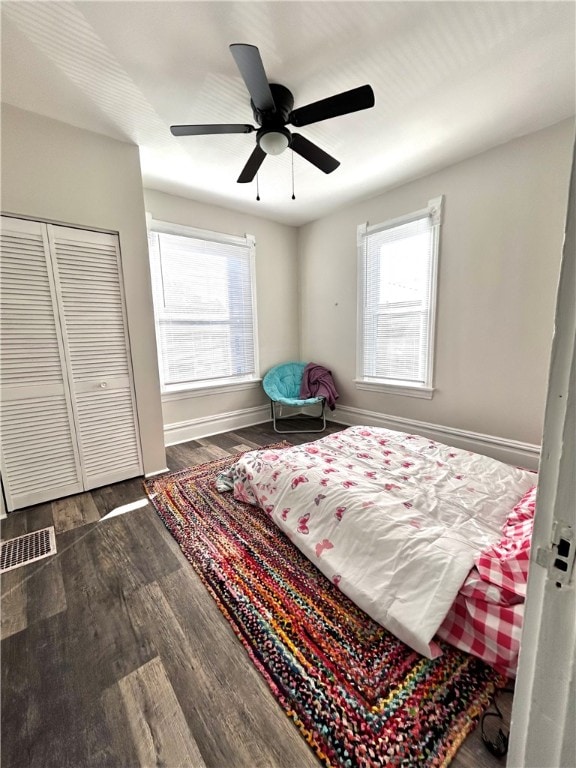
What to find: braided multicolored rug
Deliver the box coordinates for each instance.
[145,449,505,768]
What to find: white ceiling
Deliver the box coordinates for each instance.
[2,1,574,226]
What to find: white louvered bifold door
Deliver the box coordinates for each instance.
[49,225,143,490]
[0,217,83,510]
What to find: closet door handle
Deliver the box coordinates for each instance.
[99,382,108,389]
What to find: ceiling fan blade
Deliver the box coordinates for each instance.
[289,84,375,128]
[237,145,267,183]
[170,124,255,136]
[230,44,275,113]
[290,134,340,174]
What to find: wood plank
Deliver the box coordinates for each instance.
[232,442,261,452]
[225,430,265,451]
[55,507,181,607]
[195,441,230,459]
[1,501,54,540]
[165,442,197,470]
[0,570,27,640]
[1,509,29,540]
[1,541,66,641]
[100,679,144,768]
[1,628,31,768]
[116,656,207,768]
[164,441,217,471]
[52,491,100,532]
[1,610,119,768]
[198,431,247,452]
[44,536,158,694]
[90,476,148,519]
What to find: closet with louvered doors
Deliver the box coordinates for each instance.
[0,215,143,512]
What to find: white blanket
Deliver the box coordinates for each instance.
[219,426,535,658]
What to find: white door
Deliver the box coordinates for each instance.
[507,146,575,766]
[49,224,143,490]
[0,216,83,510]
[1,217,144,511]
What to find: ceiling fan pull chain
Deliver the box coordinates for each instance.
[291,152,296,200]
[256,173,260,201]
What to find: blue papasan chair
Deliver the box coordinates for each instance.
[262,361,326,434]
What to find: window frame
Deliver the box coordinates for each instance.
[355,196,443,399]
[147,217,260,396]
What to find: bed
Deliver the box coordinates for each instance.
[218,425,536,677]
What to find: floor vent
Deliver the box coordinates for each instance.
[1,527,57,574]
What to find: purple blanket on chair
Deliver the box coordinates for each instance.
[299,363,339,410]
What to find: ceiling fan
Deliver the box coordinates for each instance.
[170,44,375,183]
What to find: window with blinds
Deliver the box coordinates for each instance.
[148,221,258,391]
[357,197,443,398]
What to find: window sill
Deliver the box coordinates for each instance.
[354,379,434,400]
[162,378,262,401]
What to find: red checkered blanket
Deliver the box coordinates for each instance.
[437,485,536,677]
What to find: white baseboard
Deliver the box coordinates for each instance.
[164,405,270,446]
[331,405,541,470]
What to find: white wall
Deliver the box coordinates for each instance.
[298,119,575,446]
[143,189,300,437]
[3,102,572,457]
[1,104,166,474]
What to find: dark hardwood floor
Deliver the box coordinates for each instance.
[1,421,510,768]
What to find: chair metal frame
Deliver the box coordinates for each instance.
[269,397,326,434]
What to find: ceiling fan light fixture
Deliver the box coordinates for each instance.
[258,130,290,155]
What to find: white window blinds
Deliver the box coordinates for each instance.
[148,223,258,391]
[358,197,442,393]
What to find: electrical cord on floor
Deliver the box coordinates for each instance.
[481,686,515,758]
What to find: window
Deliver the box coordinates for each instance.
[357,197,443,398]
[148,220,258,393]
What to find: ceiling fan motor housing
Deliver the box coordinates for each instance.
[252,83,294,127]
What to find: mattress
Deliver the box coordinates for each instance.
[218,425,535,667]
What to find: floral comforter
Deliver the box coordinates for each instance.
[218,426,535,659]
